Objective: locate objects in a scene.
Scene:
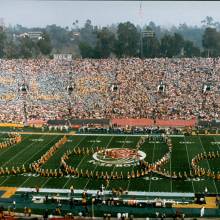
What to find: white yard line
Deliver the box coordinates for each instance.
[1,135,44,167]
[184,136,195,193]
[24,135,59,165]
[75,137,98,170]
[126,136,141,191]
[43,136,87,189]
[18,176,32,188]
[19,136,59,187]
[148,139,156,192]
[0,135,29,158]
[213,136,220,152]
[39,177,51,188]
[170,143,173,193]
[83,136,114,190]
[61,136,89,189]
[0,176,10,186]
[199,136,218,194]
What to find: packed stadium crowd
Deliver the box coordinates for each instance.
[0,58,220,123]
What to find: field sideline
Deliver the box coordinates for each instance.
[0,133,219,194]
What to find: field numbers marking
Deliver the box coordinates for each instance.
[31,139,44,142]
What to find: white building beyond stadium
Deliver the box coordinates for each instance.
[53,54,72,61]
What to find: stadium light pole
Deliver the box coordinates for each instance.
[20,81,28,126]
[67,73,73,119]
[67,60,75,119]
[140,30,143,58]
[140,30,155,58]
[23,102,28,126]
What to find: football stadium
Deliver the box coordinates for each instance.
[1,1,220,219]
[0,59,220,219]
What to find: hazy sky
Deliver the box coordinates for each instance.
[0,1,220,28]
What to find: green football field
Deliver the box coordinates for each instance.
[0,132,220,194]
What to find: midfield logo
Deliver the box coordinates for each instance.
[89,148,146,167]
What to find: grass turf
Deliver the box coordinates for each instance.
[0,133,219,194]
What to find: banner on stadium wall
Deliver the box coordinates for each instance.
[112,118,154,127]
[111,118,196,127]
[156,119,196,127]
[28,120,47,127]
[0,123,24,128]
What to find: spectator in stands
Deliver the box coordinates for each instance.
[0,58,220,122]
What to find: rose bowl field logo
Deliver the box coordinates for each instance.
[89,148,146,167]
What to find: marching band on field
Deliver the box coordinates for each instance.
[0,132,21,149]
[0,133,220,182]
[192,151,220,180]
[31,136,67,176]
[57,135,176,181]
